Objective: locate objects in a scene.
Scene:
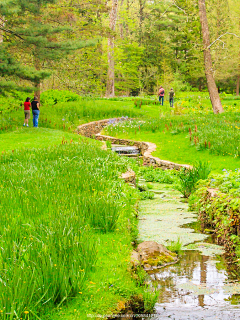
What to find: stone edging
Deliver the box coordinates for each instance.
[77,118,191,170]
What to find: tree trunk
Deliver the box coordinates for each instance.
[0,17,5,43]
[237,18,240,96]
[34,56,41,100]
[237,74,240,96]
[106,0,118,98]
[198,0,224,114]
[139,0,145,44]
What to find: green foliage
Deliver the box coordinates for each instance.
[177,162,211,198]
[191,172,240,260]
[140,166,178,184]
[0,94,147,134]
[41,89,81,106]
[137,184,148,192]
[103,95,240,172]
[166,238,183,254]
[0,46,50,93]
[139,190,155,200]
[106,140,112,149]
[1,0,97,93]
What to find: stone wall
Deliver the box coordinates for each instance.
[95,134,149,156]
[77,119,110,138]
[77,118,191,170]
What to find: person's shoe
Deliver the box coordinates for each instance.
[23,124,25,126]
[26,124,29,127]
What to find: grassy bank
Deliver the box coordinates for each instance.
[0,141,156,319]
[0,128,81,152]
[104,114,240,173]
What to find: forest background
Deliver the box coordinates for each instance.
[0,0,240,98]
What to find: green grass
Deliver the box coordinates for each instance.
[0,142,154,319]
[106,130,240,173]
[1,89,240,318]
[0,98,161,135]
[48,232,157,319]
[0,128,82,152]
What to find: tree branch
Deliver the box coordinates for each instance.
[0,25,24,40]
[208,32,240,49]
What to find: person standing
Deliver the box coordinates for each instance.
[158,86,165,105]
[31,96,40,127]
[23,97,31,127]
[169,88,175,107]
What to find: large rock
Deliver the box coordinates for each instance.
[135,241,178,270]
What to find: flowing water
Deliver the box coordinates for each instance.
[139,182,240,320]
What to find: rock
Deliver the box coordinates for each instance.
[130,250,140,267]
[136,241,178,270]
[121,170,136,186]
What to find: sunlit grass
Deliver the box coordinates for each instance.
[0,142,139,318]
[104,122,240,173]
[0,128,82,152]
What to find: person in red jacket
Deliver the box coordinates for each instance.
[23,97,31,127]
[158,86,165,105]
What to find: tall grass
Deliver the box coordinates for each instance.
[176,161,211,198]
[105,112,240,160]
[0,141,133,318]
[0,99,146,134]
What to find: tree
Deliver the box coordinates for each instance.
[0,0,96,98]
[198,0,224,113]
[106,0,119,97]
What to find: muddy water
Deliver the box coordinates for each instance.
[139,182,240,320]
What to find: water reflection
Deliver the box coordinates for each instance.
[151,250,240,319]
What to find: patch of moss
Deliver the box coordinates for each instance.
[144,253,175,267]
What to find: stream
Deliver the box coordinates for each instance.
[138,181,240,320]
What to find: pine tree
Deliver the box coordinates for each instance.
[0,0,96,98]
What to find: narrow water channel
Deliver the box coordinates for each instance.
[139,182,240,320]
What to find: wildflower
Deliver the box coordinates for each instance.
[24,311,29,314]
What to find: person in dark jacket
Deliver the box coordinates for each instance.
[169,88,175,107]
[31,96,40,127]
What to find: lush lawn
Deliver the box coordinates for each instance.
[1,89,240,318]
[104,119,240,173]
[49,232,155,320]
[123,131,240,173]
[0,142,157,319]
[0,97,161,135]
[0,127,82,152]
